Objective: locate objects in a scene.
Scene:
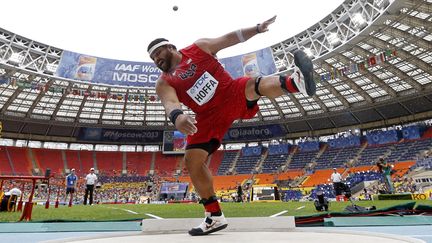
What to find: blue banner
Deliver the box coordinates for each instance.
[366,130,401,145]
[402,126,421,140]
[78,128,163,143]
[298,141,320,152]
[268,144,290,155]
[56,48,277,87]
[242,146,263,156]
[223,124,286,142]
[220,48,277,79]
[56,51,161,87]
[328,136,361,149]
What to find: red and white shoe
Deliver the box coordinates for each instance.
[188,212,228,236]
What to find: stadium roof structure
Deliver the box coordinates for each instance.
[0,0,431,143]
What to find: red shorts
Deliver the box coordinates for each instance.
[186,77,259,149]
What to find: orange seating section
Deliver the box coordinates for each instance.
[213,175,252,190]
[95,151,123,176]
[126,152,153,175]
[422,127,432,138]
[64,151,81,173]
[154,153,182,177]
[392,161,416,178]
[4,147,33,175]
[301,169,344,187]
[32,148,64,175]
[254,173,277,184]
[79,150,95,173]
[0,146,13,175]
[277,170,304,180]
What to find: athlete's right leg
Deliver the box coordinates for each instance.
[184,148,228,236]
[245,50,315,101]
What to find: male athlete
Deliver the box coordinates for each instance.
[148,16,316,236]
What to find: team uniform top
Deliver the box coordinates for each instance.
[66,174,77,188]
[161,44,258,146]
[161,44,237,114]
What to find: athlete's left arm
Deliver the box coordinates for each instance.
[195,15,276,56]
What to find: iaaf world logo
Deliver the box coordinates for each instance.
[229,128,271,138]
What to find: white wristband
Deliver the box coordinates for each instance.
[236,29,245,42]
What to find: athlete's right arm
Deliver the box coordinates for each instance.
[156,78,197,135]
[195,15,276,56]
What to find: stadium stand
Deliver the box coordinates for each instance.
[277,170,304,181]
[233,146,265,174]
[0,146,14,175]
[254,173,277,184]
[32,148,64,175]
[95,151,123,176]
[125,152,153,175]
[234,155,262,174]
[413,157,432,170]
[207,150,224,176]
[217,150,239,175]
[153,153,182,177]
[302,168,343,187]
[4,147,33,175]
[64,150,82,173]
[261,153,288,173]
[213,175,252,191]
[79,150,95,174]
[356,143,395,166]
[288,149,318,170]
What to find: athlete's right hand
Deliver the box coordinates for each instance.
[175,114,198,135]
[258,15,277,33]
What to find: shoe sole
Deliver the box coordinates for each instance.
[293,50,316,96]
[188,223,228,236]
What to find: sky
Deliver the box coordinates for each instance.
[0,0,345,62]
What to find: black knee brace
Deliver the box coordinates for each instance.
[254,76,263,96]
[279,75,288,92]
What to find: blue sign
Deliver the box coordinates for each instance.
[56,47,277,87]
[56,51,161,87]
[268,144,290,155]
[78,128,163,143]
[328,136,361,148]
[402,126,421,140]
[242,146,263,156]
[223,124,286,142]
[298,141,320,152]
[366,130,401,145]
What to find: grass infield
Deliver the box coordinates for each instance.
[0,200,431,222]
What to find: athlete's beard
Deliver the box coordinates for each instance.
[159,52,174,73]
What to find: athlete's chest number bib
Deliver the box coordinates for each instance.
[186,71,219,106]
